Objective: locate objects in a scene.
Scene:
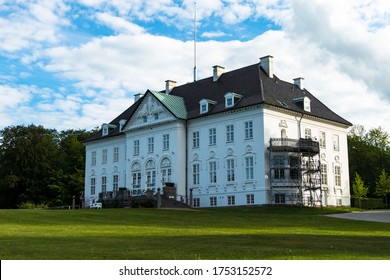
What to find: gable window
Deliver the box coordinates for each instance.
[201,103,207,113]
[192,131,199,149]
[102,149,107,164]
[91,151,96,166]
[320,131,326,148]
[209,128,216,145]
[226,158,235,182]
[101,176,107,193]
[226,124,234,143]
[209,161,217,184]
[102,124,108,136]
[148,137,154,153]
[192,163,200,185]
[163,134,170,150]
[113,174,119,193]
[245,121,253,139]
[133,140,140,156]
[113,147,119,162]
[199,99,216,114]
[226,96,233,107]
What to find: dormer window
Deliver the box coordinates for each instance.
[224,92,243,108]
[102,124,108,136]
[199,99,217,114]
[293,96,311,112]
[119,119,126,132]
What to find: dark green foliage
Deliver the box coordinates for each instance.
[0,124,95,208]
[348,125,390,204]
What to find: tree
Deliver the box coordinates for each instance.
[352,172,369,208]
[376,169,390,208]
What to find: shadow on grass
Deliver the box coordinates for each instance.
[1,233,390,260]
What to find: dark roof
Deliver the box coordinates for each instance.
[85,62,351,143]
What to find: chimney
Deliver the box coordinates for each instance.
[213,65,225,82]
[165,80,176,94]
[134,93,143,102]
[260,55,274,78]
[293,77,305,90]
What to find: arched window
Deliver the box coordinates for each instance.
[146,160,156,190]
[131,162,141,195]
[160,157,172,185]
[281,129,287,139]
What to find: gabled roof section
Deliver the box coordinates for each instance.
[149,90,187,119]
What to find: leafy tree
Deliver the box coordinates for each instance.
[376,169,390,208]
[352,172,368,208]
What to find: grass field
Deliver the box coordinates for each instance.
[0,207,389,260]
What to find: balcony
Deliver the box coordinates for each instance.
[269,138,320,154]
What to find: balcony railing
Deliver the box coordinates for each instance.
[269,138,319,153]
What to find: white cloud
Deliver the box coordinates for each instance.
[201,31,228,38]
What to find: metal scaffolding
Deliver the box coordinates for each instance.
[268,138,322,207]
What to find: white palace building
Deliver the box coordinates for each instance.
[84,55,352,208]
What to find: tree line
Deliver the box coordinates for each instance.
[0,124,96,208]
[348,125,390,208]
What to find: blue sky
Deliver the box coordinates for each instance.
[1,0,390,132]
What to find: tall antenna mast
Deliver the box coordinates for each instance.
[193,1,197,82]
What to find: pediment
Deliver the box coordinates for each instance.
[124,92,176,130]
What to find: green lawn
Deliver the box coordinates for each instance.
[0,207,389,260]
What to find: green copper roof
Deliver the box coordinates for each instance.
[149,90,187,119]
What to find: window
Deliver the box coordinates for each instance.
[335,165,341,186]
[228,195,235,205]
[133,140,139,156]
[333,135,340,151]
[209,161,217,184]
[154,113,159,120]
[245,156,254,180]
[209,128,216,145]
[192,131,199,148]
[247,194,255,205]
[321,164,328,185]
[275,193,286,204]
[210,196,217,206]
[91,151,96,166]
[226,158,235,182]
[101,176,107,193]
[320,131,326,148]
[193,198,200,208]
[131,162,141,195]
[102,124,108,136]
[146,160,156,190]
[201,103,207,113]
[113,174,119,193]
[102,149,107,164]
[163,134,170,150]
[273,156,285,179]
[245,121,253,139]
[192,163,200,185]
[143,116,147,123]
[148,137,154,153]
[113,147,119,162]
[161,157,172,184]
[289,156,299,180]
[226,124,234,143]
[226,97,233,107]
[305,128,311,139]
[90,177,96,195]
